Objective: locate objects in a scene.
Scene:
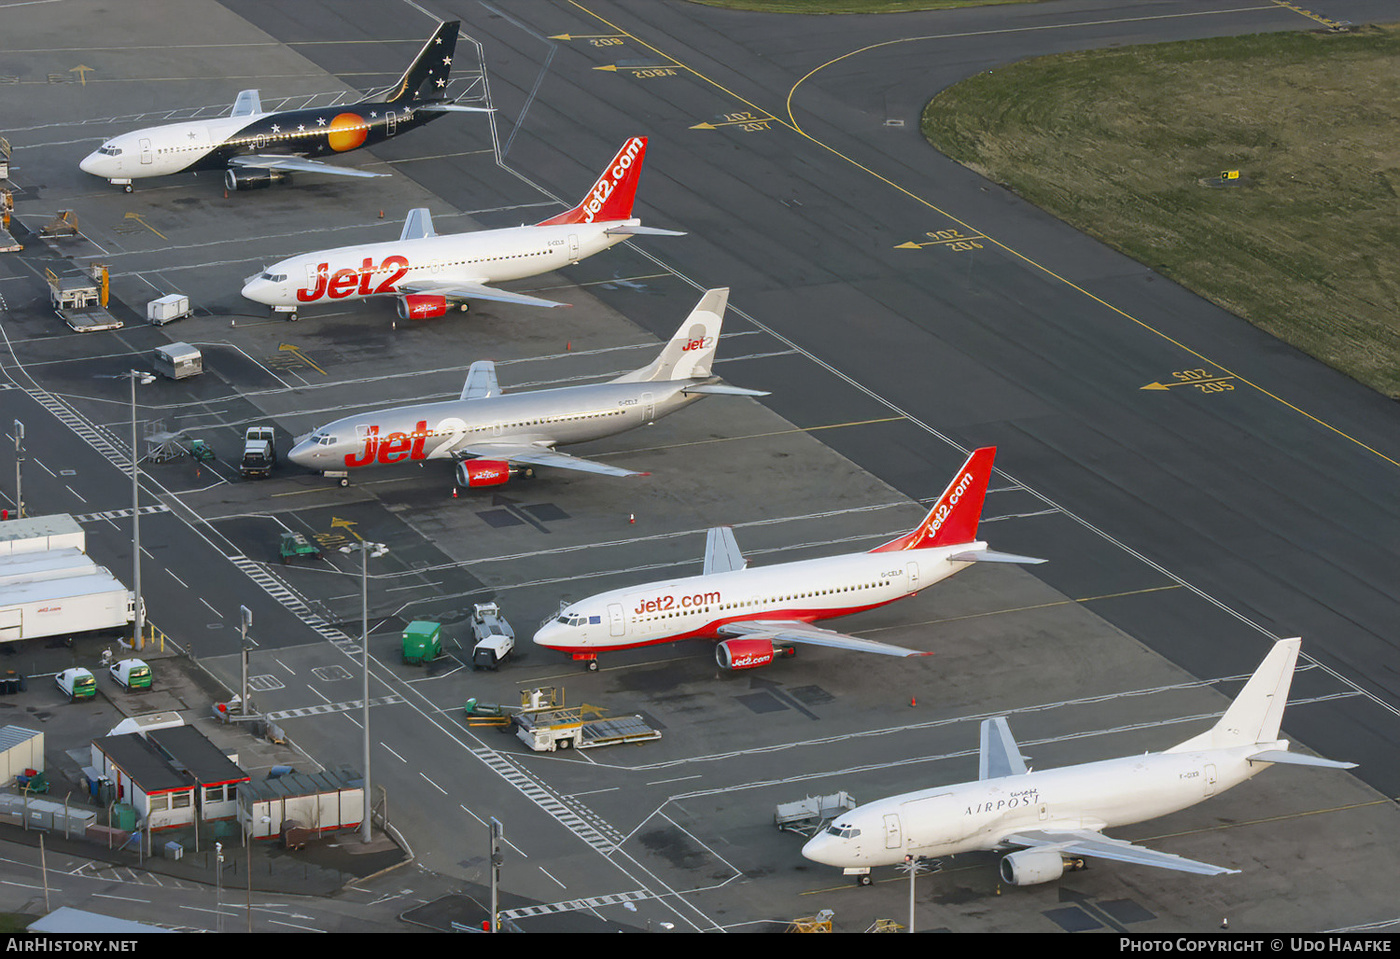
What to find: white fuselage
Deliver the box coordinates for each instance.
[241,220,637,309]
[288,381,701,472]
[532,543,980,654]
[800,743,1276,868]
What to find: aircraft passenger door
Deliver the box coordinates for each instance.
[607,603,625,637]
[906,562,919,592]
[139,138,153,165]
[641,392,654,423]
[568,234,579,262]
[386,111,397,135]
[1204,763,1217,797]
[882,814,902,851]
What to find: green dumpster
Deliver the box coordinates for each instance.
[401,621,442,665]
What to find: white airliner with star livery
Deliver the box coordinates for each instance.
[241,136,683,321]
[802,638,1356,886]
[80,21,487,193]
[287,288,765,487]
[533,446,1045,671]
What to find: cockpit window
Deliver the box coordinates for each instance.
[315,433,336,446]
[98,145,123,156]
[825,824,861,839]
[555,613,587,627]
[260,272,288,283]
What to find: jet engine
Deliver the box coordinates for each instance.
[998,849,1073,886]
[455,460,512,488]
[224,169,288,191]
[398,294,448,320]
[715,638,797,670]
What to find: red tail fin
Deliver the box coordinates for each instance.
[536,137,648,226]
[871,447,997,552]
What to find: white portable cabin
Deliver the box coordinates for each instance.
[152,342,201,379]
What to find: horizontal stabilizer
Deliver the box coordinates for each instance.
[401,208,436,241]
[231,89,262,117]
[980,718,1029,780]
[415,103,495,113]
[228,155,387,178]
[948,548,1046,565]
[604,224,687,237]
[461,361,500,400]
[1248,749,1357,770]
[703,527,746,576]
[681,383,770,397]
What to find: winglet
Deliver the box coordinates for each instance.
[401,208,436,242]
[537,137,650,226]
[980,718,1029,780]
[871,447,997,552]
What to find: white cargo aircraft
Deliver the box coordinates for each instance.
[533,446,1045,671]
[287,288,765,487]
[802,637,1355,885]
[241,135,682,321]
[80,21,487,193]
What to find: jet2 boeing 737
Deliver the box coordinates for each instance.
[241,135,682,321]
[80,21,486,192]
[533,446,1045,671]
[802,638,1355,886]
[288,288,764,487]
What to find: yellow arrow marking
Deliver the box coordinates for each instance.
[69,65,94,86]
[330,517,362,541]
[278,343,326,375]
[1141,377,1236,390]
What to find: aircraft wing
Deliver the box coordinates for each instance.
[703,527,746,575]
[227,154,387,178]
[717,620,932,658]
[605,224,688,237]
[461,361,500,400]
[397,280,569,309]
[1002,829,1240,876]
[682,383,771,397]
[231,89,262,117]
[453,444,646,478]
[415,103,495,114]
[980,718,1029,780]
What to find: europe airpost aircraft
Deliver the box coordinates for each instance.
[241,135,682,321]
[533,446,1046,671]
[287,288,766,487]
[802,638,1356,886]
[79,20,486,192]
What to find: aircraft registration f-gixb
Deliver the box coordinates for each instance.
[79,20,486,192]
[533,446,1046,671]
[287,288,765,487]
[241,135,682,321]
[802,638,1356,886]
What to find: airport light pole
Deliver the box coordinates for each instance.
[900,855,936,934]
[12,419,22,520]
[126,371,155,649]
[340,540,388,843]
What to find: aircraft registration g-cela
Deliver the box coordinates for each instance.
[287,288,766,487]
[802,638,1356,886]
[240,135,682,321]
[79,20,485,192]
[533,446,1046,671]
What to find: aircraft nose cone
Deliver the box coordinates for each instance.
[79,152,104,175]
[240,277,270,304]
[533,620,568,649]
[287,439,316,467]
[800,833,835,865]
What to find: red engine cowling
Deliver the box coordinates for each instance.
[715,637,776,670]
[397,294,448,320]
[456,459,511,488]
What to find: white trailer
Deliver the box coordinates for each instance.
[0,515,85,557]
[0,548,97,586]
[0,571,134,643]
